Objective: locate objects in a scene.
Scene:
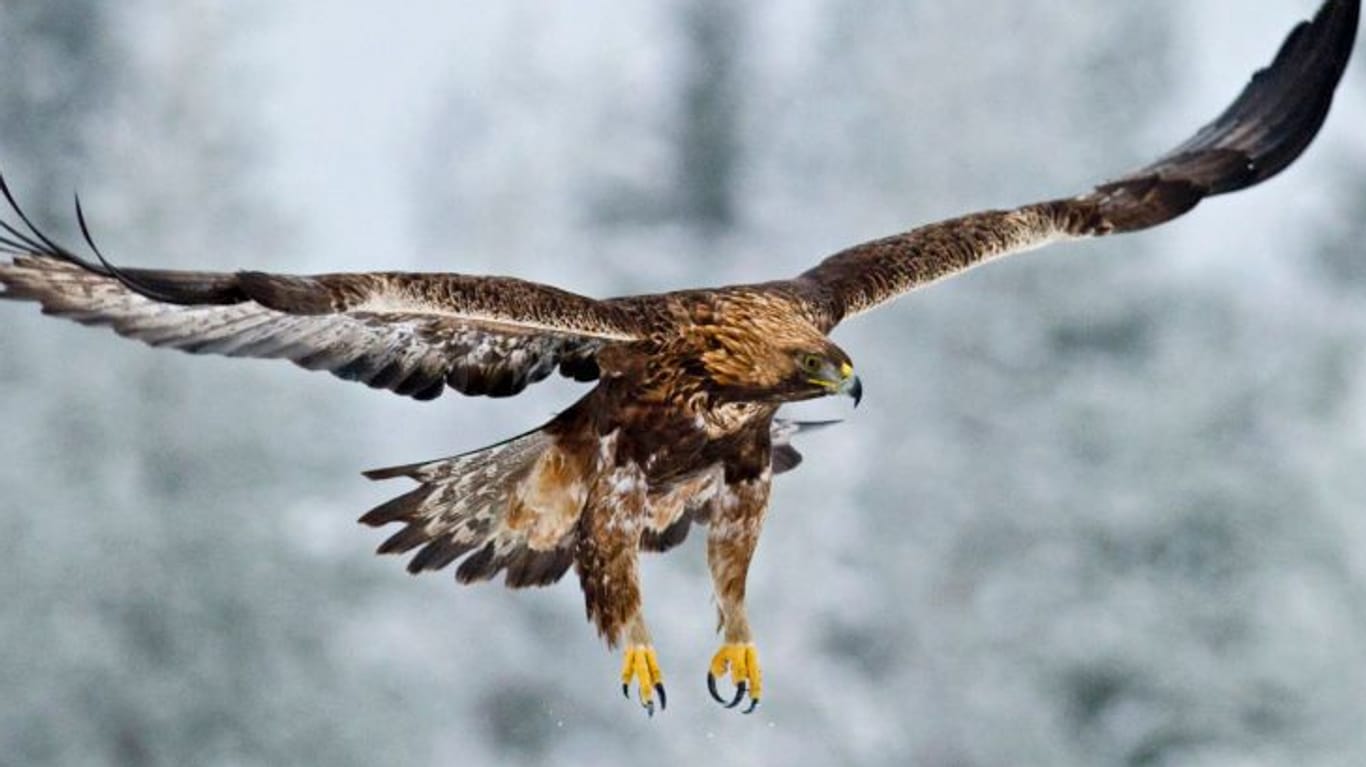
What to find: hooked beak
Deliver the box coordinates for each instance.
[808,360,863,407]
[838,373,863,407]
[835,361,862,407]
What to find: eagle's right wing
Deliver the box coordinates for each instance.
[794,0,1358,328]
[0,187,642,400]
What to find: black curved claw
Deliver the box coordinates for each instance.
[626,682,663,717]
[726,681,747,709]
[742,698,761,715]
[707,672,750,708]
[707,672,725,704]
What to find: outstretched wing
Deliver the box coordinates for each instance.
[0,189,642,400]
[794,0,1358,327]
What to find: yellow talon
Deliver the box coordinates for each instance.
[707,642,762,713]
[620,644,666,715]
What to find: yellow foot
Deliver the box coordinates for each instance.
[620,644,666,716]
[707,642,762,714]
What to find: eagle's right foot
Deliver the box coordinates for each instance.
[620,643,666,716]
[707,642,762,714]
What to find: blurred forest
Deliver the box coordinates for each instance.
[2,1,1365,765]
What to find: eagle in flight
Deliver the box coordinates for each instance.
[0,0,1357,716]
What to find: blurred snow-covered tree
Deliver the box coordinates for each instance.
[5,2,1365,765]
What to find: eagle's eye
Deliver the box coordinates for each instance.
[798,353,825,375]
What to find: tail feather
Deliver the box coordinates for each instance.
[360,426,581,588]
[362,424,549,482]
[361,415,842,583]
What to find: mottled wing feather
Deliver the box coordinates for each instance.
[360,427,581,588]
[0,248,639,400]
[794,0,1357,326]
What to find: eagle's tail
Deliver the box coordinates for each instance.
[359,424,585,588]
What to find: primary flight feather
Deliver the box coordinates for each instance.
[0,0,1357,716]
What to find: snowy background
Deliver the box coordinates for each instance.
[2,1,1365,765]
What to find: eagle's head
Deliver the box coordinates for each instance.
[787,343,862,406]
[707,335,860,405]
[695,296,861,405]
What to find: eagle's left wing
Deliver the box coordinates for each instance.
[0,188,642,400]
[793,0,1358,328]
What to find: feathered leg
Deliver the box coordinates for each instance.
[705,469,771,714]
[575,443,666,716]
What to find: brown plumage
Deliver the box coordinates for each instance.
[0,0,1357,716]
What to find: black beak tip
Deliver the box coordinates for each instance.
[849,376,863,408]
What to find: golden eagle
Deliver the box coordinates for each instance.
[0,0,1357,716]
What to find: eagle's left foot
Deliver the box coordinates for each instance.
[620,644,666,716]
[707,642,762,714]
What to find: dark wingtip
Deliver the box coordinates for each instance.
[1179,0,1359,189]
[0,170,95,269]
[1217,0,1358,188]
[362,456,436,481]
[0,170,248,307]
[1092,0,1358,233]
[70,192,243,306]
[73,192,120,276]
